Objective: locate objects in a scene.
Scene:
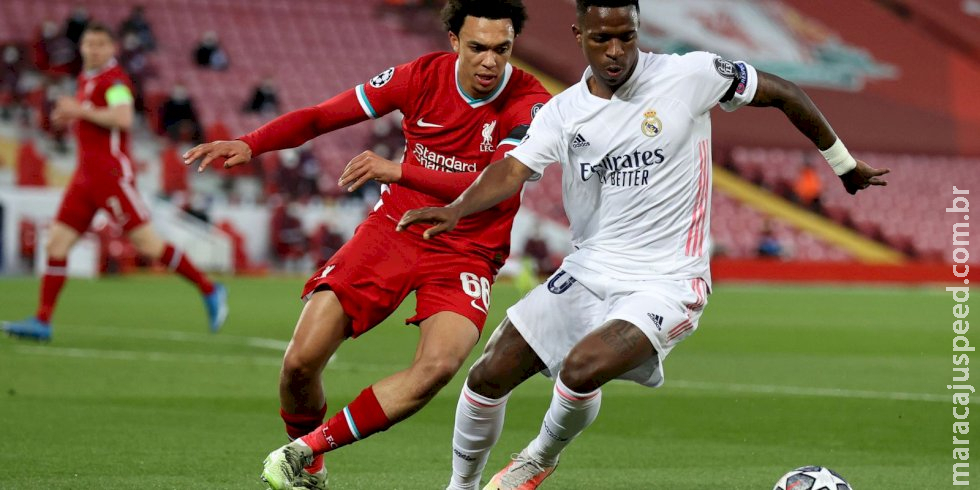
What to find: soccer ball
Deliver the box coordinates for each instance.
[773,466,853,490]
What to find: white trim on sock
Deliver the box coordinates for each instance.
[554,376,600,402]
[168,248,183,270]
[462,383,509,408]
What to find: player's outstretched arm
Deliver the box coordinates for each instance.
[184,89,372,172]
[749,71,890,195]
[397,156,534,239]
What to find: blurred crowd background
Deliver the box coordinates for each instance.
[0,0,977,281]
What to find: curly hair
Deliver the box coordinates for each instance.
[441,0,528,36]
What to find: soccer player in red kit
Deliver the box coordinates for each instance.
[2,24,228,341]
[182,1,550,488]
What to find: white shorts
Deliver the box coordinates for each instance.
[507,269,709,387]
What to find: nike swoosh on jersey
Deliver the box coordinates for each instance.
[417,118,444,128]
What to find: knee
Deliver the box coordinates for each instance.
[560,348,602,392]
[132,236,163,259]
[413,357,463,393]
[280,351,324,387]
[132,239,154,258]
[45,236,69,260]
[467,356,514,399]
[466,357,495,392]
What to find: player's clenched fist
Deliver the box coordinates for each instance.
[397,206,463,240]
[338,150,402,192]
[183,140,253,172]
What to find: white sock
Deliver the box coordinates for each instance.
[526,375,602,467]
[447,382,510,490]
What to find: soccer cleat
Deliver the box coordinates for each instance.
[483,450,557,490]
[292,466,329,490]
[261,441,314,490]
[2,317,52,341]
[203,283,228,333]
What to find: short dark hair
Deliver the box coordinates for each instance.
[575,0,640,16]
[441,0,528,36]
[82,22,115,40]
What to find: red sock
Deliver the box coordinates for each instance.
[160,244,214,295]
[36,258,68,323]
[281,405,328,473]
[301,386,391,455]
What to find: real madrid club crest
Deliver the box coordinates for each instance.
[641,110,662,138]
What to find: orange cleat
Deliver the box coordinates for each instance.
[482,450,557,490]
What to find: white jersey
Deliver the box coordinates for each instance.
[509,51,758,289]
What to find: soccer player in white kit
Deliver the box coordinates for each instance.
[399,1,890,488]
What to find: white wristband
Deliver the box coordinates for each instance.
[819,139,857,176]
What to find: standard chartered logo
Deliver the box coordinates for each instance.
[580,148,666,186]
[413,143,478,172]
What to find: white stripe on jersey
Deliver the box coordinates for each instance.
[119,179,150,221]
[109,128,134,181]
[685,140,710,257]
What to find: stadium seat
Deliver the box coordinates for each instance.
[731,147,980,260]
[5,0,444,186]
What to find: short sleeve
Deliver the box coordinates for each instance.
[104,82,134,106]
[497,82,551,151]
[354,60,417,119]
[683,51,758,115]
[506,99,563,177]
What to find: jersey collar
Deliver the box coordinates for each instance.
[82,58,119,79]
[454,58,514,109]
[580,52,647,101]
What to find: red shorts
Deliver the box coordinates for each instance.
[302,212,499,338]
[55,173,151,233]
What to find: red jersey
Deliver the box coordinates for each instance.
[73,60,135,180]
[239,52,551,263]
[355,52,550,262]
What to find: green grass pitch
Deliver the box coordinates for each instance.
[0,275,952,488]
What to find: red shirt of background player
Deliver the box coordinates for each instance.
[73,61,136,180]
[57,60,151,234]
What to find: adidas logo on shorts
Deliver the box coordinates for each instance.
[647,313,664,330]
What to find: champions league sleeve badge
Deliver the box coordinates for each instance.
[713,57,737,79]
[369,67,395,88]
[531,103,543,119]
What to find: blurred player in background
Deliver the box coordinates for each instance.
[182,1,550,488]
[2,24,228,341]
[398,1,890,488]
